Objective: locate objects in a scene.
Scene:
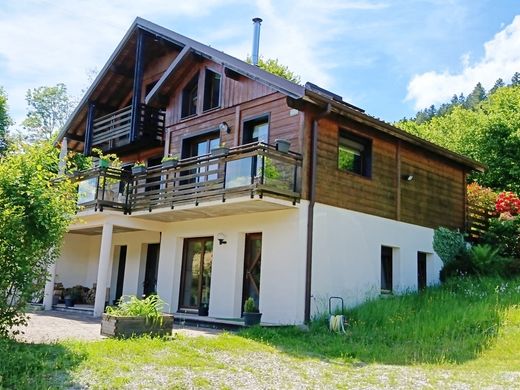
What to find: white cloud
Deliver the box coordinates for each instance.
[406,15,520,110]
[0,0,385,126]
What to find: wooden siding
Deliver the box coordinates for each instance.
[167,91,303,157]
[314,116,466,230]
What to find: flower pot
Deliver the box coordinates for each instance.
[275,139,291,153]
[99,159,110,169]
[132,166,146,175]
[243,312,262,326]
[198,305,209,317]
[101,313,174,338]
[64,297,75,307]
[162,160,178,169]
[211,147,229,157]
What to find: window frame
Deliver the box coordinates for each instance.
[242,113,270,145]
[337,128,372,178]
[180,72,200,119]
[202,68,222,112]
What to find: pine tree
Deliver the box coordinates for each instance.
[512,72,520,86]
[489,78,505,95]
[465,82,486,109]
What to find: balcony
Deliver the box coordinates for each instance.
[91,104,165,153]
[71,143,302,218]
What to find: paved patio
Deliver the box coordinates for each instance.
[15,310,221,344]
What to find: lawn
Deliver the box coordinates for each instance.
[1,277,520,389]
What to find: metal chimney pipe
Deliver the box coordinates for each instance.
[252,17,262,66]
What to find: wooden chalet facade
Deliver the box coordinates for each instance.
[46,18,483,324]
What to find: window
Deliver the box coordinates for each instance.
[203,69,221,111]
[381,246,393,292]
[181,73,199,118]
[417,252,427,290]
[338,129,371,177]
[243,115,269,144]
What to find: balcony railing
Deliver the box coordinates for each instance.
[92,104,165,152]
[71,143,302,214]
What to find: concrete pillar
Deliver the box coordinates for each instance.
[156,232,176,313]
[94,222,114,317]
[42,137,68,310]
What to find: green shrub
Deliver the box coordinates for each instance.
[470,244,511,276]
[483,217,520,260]
[105,295,166,325]
[433,227,466,265]
[243,297,257,313]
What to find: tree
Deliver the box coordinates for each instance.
[489,78,505,95]
[0,141,75,337]
[464,82,486,109]
[511,72,520,86]
[22,83,73,142]
[246,56,301,84]
[0,87,12,155]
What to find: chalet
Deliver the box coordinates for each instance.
[45,17,483,324]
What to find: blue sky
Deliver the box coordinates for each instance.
[1,0,519,126]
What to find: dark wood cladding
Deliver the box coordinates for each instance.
[399,144,465,230]
[167,91,302,157]
[314,117,466,230]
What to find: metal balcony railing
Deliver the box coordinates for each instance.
[71,142,302,214]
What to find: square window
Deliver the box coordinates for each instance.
[243,115,269,144]
[338,129,371,177]
[203,69,221,111]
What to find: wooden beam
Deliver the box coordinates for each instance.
[109,64,134,77]
[130,29,146,142]
[65,133,84,143]
[84,102,96,155]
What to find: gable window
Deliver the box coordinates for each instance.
[203,69,221,111]
[338,129,372,177]
[243,115,269,144]
[181,73,199,118]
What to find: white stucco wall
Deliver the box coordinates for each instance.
[156,205,308,325]
[55,233,100,288]
[311,203,442,318]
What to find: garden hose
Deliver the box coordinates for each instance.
[329,315,346,333]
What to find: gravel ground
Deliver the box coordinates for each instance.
[15,311,221,343]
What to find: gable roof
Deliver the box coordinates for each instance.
[56,17,484,172]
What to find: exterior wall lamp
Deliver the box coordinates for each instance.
[219,122,231,134]
[217,232,227,245]
[402,174,414,181]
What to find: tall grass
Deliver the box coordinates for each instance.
[241,277,520,364]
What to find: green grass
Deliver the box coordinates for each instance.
[1,277,520,388]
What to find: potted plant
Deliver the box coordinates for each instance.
[243,297,262,326]
[275,139,291,153]
[161,154,179,169]
[92,148,120,169]
[64,294,74,308]
[132,161,146,175]
[101,294,173,338]
[211,142,230,157]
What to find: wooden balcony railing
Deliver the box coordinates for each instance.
[70,143,302,214]
[92,104,165,152]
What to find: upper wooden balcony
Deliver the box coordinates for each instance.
[91,104,165,153]
[71,143,302,220]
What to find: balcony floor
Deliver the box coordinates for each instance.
[129,195,299,222]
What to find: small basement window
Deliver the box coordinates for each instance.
[181,73,199,118]
[338,129,372,177]
[203,69,221,111]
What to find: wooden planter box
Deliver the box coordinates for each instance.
[101,313,174,338]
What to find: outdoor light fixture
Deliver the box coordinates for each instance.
[219,122,231,134]
[402,174,414,181]
[217,233,227,245]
